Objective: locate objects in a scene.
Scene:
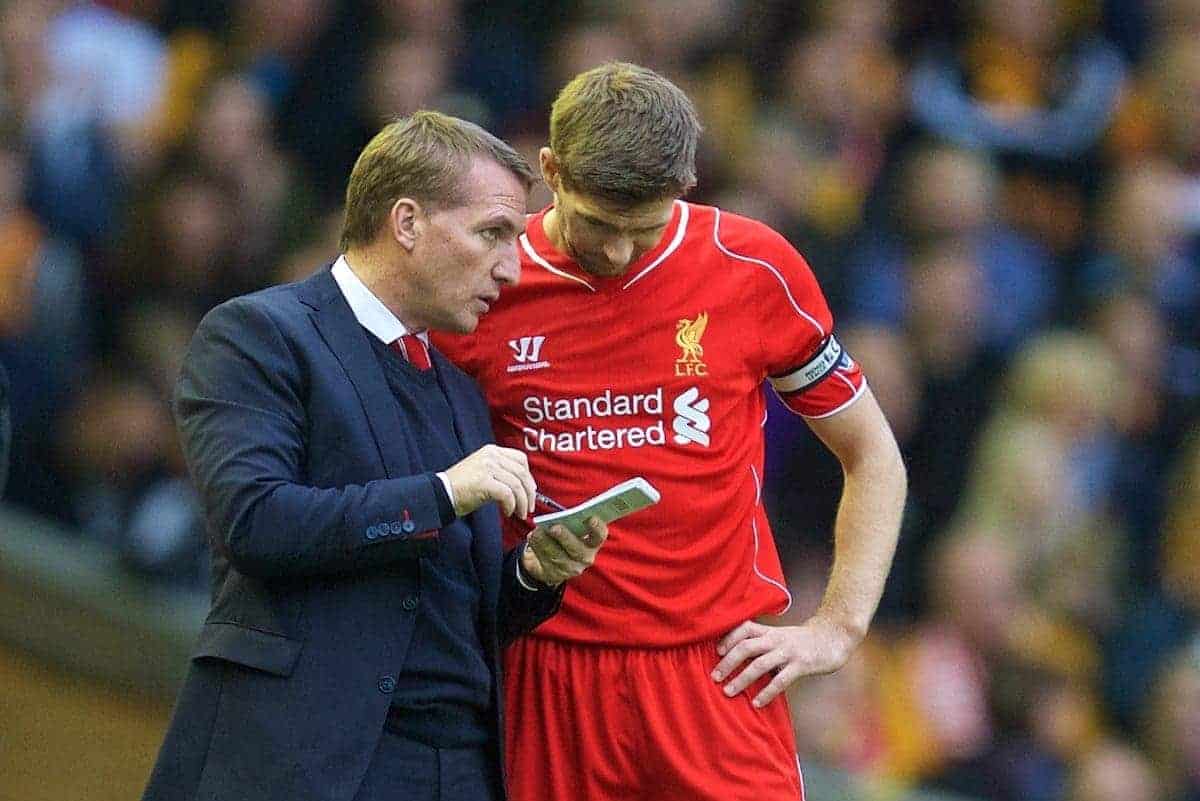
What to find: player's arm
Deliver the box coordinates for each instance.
[712,386,905,706]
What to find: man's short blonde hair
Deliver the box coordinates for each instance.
[340,111,534,250]
[549,62,701,204]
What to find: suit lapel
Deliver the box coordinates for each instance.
[301,268,413,479]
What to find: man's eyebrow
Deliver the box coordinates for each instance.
[482,214,521,231]
[483,213,525,235]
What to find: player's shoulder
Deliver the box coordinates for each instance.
[682,202,797,262]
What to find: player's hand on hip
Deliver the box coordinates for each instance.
[444,444,536,519]
[520,517,608,587]
[710,617,858,708]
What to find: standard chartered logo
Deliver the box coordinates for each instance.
[671,386,711,447]
[519,386,712,452]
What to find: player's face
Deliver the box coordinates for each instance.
[551,184,676,278]
[407,157,527,333]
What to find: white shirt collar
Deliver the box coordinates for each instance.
[330,255,426,345]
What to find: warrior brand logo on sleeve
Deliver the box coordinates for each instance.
[507,335,550,373]
[675,313,709,376]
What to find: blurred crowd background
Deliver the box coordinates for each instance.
[1,0,1199,800]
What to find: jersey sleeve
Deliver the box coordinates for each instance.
[718,211,865,418]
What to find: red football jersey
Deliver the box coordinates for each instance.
[433,201,864,646]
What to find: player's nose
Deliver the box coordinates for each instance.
[604,237,634,269]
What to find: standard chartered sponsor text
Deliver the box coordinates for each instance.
[522,388,667,452]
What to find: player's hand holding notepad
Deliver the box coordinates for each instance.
[532,477,660,535]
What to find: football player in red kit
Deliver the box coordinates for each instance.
[433,62,907,800]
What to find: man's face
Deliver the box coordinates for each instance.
[549,173,677,278]
[406,157,527,333]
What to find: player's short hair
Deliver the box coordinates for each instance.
[340,110,534,251]
[549,62,701,205]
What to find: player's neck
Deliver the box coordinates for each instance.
[541,207,567,256]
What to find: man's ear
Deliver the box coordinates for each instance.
[539,147,560,191]
[389,197,422,252]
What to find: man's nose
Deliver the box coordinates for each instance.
[604,237,634,269]
[495,243,521,286]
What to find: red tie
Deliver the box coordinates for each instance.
[392,334,432,371]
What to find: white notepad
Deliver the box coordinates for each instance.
[532,477,661,535]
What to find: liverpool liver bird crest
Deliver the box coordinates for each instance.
[675,313,708,371]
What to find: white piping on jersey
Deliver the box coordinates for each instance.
[519,234,596,292]
[796,754,806,799]
[749,465,793,612]
[766,376,869,420]
[712,207,825,338]
[622,200,690,290]
[801,377,869,420]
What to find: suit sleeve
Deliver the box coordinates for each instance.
[175,297,447,580]
[497,543,564,647]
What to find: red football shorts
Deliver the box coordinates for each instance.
[503,636,805,801]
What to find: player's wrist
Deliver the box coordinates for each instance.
[808,610,867,654]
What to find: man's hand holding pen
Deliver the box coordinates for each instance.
[443,445,608,587]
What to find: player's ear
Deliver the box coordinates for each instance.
[539,148,560,191]
[390,197,422,252]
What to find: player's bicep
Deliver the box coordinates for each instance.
[802,384,889,469]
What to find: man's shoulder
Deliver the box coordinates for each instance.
[202,268,332,329]
[695,203,792,259]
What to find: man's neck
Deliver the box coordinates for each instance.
[342,249,421,331]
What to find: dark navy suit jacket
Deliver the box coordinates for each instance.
[143,268,561,801]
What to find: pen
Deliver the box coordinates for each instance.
[535,492,568,513]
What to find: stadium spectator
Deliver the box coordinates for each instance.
[845,144,1057,355]
[1067,741,1163,801]
[1142,647,1200,801]
[1104,429,1200,729]
[909,0,1125,161]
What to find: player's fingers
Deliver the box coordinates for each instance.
[721,650,788,697]
[752,663,802,708]
[711,635,769,681]
[717,621,763,657]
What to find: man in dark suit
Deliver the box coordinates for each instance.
[143,112,607,801]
